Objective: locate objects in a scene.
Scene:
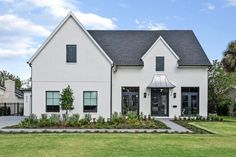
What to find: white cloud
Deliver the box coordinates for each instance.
[207,3,215,10]
[0,0,118,58]
[25,0,117,29]
[0,14,50,58]
[200,3,215,12]
[0,36,37,58]
[135,19,168,30]
[225,0,236,6]
[0,14,50,37]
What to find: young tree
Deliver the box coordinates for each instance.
[60,85,74,115]
[222,40,236,72]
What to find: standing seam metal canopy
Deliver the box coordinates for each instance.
[147,74,175,88]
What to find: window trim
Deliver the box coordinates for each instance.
[45,91,60,113]
[66,44,77,63]
[156,56,165,71]
[83,91,98,113]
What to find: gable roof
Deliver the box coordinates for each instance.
[88,30,211,66]
[28,12,113,65]
[141,36,180,60]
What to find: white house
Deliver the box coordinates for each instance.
[27,12,211,118]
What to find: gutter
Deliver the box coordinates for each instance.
[110,64,115,119]
[29,63,33,115]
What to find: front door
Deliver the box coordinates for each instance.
[122,87,139,115]
[151,88,169,116]
[181,87,199,116]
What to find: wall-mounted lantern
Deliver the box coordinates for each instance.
[144,92,147,98]
[173,93,176,98]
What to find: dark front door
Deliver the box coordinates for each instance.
[122,87,139,115]
[181,87,199,116]
[151,88,169,116]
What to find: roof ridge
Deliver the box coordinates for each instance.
[87,30,193,32]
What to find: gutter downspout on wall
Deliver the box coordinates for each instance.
[110,64,115,119]
[29,63,33,115]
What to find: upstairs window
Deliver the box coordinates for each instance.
[66,45,77,63]
[156,56,164,71]
[46,91,60,112]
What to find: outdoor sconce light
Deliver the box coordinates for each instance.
[144,92,147,98]
[173,93,176,98]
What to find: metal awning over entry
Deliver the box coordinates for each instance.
[147,74,175,88]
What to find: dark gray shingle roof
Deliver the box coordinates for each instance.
[88,30,211,66]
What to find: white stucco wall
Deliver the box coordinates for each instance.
[112,38,208,118]
[31,17,111,118]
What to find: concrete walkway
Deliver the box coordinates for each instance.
[157,118,191,132]
[0,116,191,133]
[0,116,25,129]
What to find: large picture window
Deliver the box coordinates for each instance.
[66,45,77,63]
[46,91,60,112]
[83,91,97,112]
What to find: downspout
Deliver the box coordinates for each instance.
[110,64,114,119]
[28,62,33,115]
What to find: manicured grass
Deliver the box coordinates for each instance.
[191,121,236,136]
[0,118,236,157]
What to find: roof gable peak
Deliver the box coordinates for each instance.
[28,11,113,65]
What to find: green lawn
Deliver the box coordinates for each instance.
[0,119,236,157]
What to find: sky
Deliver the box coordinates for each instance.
[0,0,236,80]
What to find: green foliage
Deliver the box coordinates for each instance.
[49,114,61,126]
[228,101,236,117]
[19,114,38,128]
[111,112,126,124]
[208,60,236,115]
[127,111,138,120]
[17,113,168,129]
[0,70,22,89]
[39,114,49,127]
[60,85,74,115]
[68,114,80,127]
[96,116,105,123]
[222,40,236,72]
[79,114,92,125]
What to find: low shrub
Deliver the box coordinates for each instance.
[97,116,105,124]
[79,114,91,125]
[67,114,80,127]
[112,112,126,124]
[127,111,138,120]
[49,114,61,126]
[38,114,49,127]
[19,114,38,128]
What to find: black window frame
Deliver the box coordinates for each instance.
[46,91,60,112]
[83,91,97,113]
[156,56,164,71]
[66,44,77,63]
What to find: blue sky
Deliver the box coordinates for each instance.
[0,0,236,80]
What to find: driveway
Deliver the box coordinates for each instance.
[0,116,25,129]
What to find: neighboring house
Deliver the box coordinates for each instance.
[0,80,24,116]
[27,12,211,118]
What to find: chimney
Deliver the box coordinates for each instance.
[5,80,15,93]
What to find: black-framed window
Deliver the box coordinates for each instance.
[46,91,60,112]
[66,45,77,63]
[83,91,97,112]
[156,56,164,71]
